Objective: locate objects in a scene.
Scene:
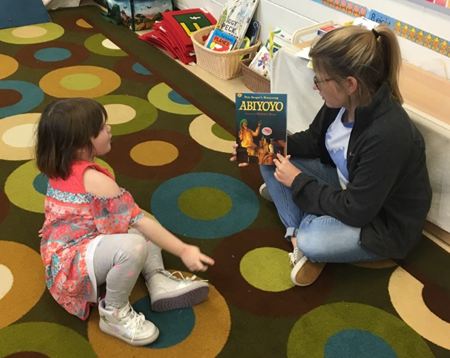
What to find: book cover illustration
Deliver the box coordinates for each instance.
[103,0,172,31]
[206,29,237,51]
[215,0,260,49]
[248,45,271,78]
[235,93,287,165]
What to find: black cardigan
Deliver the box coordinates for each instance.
[287,83,432,259]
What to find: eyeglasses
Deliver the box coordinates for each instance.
[313,76,333,90]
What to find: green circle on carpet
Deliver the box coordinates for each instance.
[147,83,201,115]
[287,302,434,358]
[60,73,101,90]
[0,23,64,44]
[240,247,294,292]
[178,187,232,220]
[0,322,97,358]
[96,95,158,135]
[84,33,127,56]
[211,123,235,141]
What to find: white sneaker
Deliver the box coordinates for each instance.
[259,183,273,202]
[288,247,304,266]
[290,256,326,286]
[147,270,209,312]
[98,299,159,346]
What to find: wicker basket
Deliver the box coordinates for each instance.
[191,25,261,80]
[240,58,271,93]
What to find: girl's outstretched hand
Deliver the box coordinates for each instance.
[230,142,249,167]
[180,245,215,272]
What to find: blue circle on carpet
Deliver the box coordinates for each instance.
[168,90,191,105]
[133,297,195,349]
[132,62,152,75]
[33,173,48,195]
[151,173,259,239]
[0,80,44,117]
[325,329,397,358]
[34,48,71,62]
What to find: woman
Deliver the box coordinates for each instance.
[232,25,432,286]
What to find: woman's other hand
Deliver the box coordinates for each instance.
[230,142,249,167]
[273,153,301,186]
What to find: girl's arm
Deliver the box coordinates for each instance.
[84,168,214,271]
[131,216,214,271]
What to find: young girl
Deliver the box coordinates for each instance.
[36,98,215,346]
[232,25,432,286]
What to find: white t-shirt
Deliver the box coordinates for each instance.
[325,108,354,189]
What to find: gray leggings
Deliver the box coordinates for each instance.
[93,228,163,308]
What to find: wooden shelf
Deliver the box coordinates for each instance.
[400,61,450,126]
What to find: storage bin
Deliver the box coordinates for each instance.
[191,25,261,80]
[240,58,271,93]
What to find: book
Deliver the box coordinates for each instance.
[205,29,237,51]
[248,45,271,79]
[245,20,260,46]
[317,23,341,35]
[102,0,172,31]
[214,0,260,50]
[235,92,287,165]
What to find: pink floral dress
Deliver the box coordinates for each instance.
[40,160,143,320]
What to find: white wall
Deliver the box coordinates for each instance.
[174,0,450,77]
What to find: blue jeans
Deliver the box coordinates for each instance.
[260,158,385,263]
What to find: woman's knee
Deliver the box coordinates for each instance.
[297,234,326,262]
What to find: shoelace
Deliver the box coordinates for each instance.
[288,248,300,266]
[118,304,145,342]
[161,270,208,283]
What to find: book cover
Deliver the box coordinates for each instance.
[235,92,287,165]
[162,8,217,49]
[205,29,237,52]
[215,0,260,49]
[248,45,271,79]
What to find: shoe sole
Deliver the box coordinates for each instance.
[290,256,326,286]
[151,284,209,312]
[99,319,160,346]
[259,184,274,202]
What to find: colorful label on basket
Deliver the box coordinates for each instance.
[205,29,237,51]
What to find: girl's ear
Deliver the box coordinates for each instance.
[346,76,358,95]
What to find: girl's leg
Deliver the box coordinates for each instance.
[93,233,149,308]
[93,233,159,346]
[128,228,209,312]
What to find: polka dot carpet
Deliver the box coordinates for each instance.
[1,6,450,358]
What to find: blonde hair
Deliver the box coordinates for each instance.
[309,24,403,104]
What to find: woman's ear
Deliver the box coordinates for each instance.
[346,76,358,95]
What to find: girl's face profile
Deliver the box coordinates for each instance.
[90,121,112,158]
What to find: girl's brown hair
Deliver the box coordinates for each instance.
[35,98,107,180]
[309,24,403,105]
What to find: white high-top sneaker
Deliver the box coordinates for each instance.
[146,270,209,312]
[98,299,159,346]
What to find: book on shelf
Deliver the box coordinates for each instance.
[205,29,237,51]
[138,8,216,64]
[248,45,272,79]
[214,0,260,50]
[235,92,287,165]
